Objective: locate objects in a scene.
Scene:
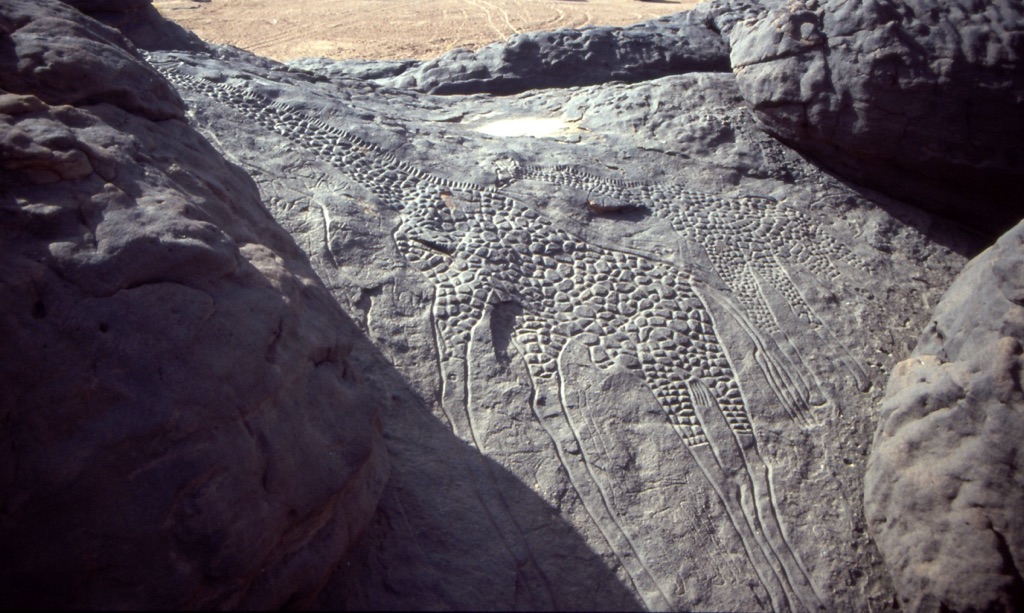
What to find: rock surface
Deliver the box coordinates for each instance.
[0,0,387,608]
[865,220,1024,611]
[142,13,971,612]
[375,8,732,95]
[729,0,1024,237]
[0,0,182,120]
[4,0,1022,610]
[354,0,1024,237]
[63,0,151,13]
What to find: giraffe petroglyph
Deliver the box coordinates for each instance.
[152,57,866,610]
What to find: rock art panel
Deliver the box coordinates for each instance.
[3,0,1001,609]
[507,162,871,396]
[146,53,938,610]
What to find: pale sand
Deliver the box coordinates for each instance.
[153,0,699,62]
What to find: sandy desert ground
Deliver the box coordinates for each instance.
[154,0,698,62]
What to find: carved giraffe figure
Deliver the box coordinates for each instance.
[508,163,871,397]
[396,185,823,611]
[153,59,834,611]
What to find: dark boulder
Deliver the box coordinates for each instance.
[730,0,1024,237]
[376,7,733,95]
[61,0,152,14]
[0,0,388,608]
[0,0,183,120]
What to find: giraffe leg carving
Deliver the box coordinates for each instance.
[515,333,675,612]
[687,377,824,612]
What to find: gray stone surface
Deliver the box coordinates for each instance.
[62,0,151,13]
[0,0,387,608]
[5,0,1021,610]
[0,0,183,120]
[289,57,420,81]
[371,4,733,94]
[315,0,1024,236]
[865,220,1024,611]
[729,0,1024,237]
[58,0,209,53]
[142,21,971,608]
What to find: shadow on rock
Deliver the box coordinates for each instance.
[317,331,644,611]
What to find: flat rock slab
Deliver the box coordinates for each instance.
[143,34,972,609]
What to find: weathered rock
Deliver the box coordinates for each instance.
[323,0,1024,237]
[7,0,1020,609]
[373,7,732,94]
[729,0,1024,237]
[865,220,1024,611]
[56,0,209,54]
[289,57,421,81]
[0,0,387,608]
[141,12,974,605]
[0,0,183,121]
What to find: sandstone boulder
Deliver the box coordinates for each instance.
[342,0,1024,236]
[865,220,1024,611]
[0,0,183,120]
[729,0,1024,236]
[375,6,732,94]
[8,0,1020,609]
[0,0,387,608]
[56,0,208,54]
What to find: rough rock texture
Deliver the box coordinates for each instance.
[865,221,1024,611]
[141,13,975,609]
[0,0,387,608]
[330,0,1024,236]
[62,0,151,13]
[729,0,1024,237]
[60,0,208,53]
[374,5,734,94]
[360,0,1024,236]
[0,0,182,120]
[5,0,1022,610]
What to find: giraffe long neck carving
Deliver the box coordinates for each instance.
[152,58,871,611]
